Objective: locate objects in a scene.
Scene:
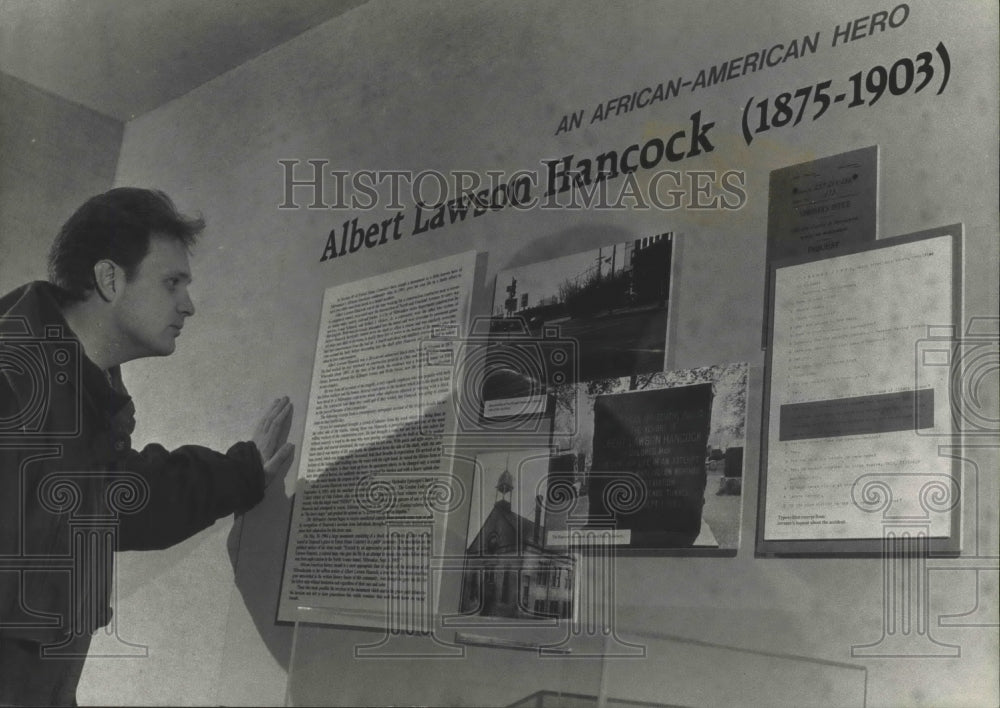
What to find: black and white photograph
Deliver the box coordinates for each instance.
[0,1,995,706]
[458,449,576,622]
[548,363,749,552]
[483,235,672,415]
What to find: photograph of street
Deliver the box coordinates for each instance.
[484,235,673,405]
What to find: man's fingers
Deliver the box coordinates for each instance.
[253,396,294,464]
[276,401,293,440]
[261,396,287,431]
[264,400,293,444]
[270,442,294,466]
[272,397,293,429]
[274,397,292,424]
[263,442,295,487]
[265,441,290,463]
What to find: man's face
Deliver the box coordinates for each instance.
[112,234,195,359]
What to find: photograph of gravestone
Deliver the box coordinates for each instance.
[547,363,748,551]
[483,235,673,411]
[459,450,576,620]
[590,383,713,548]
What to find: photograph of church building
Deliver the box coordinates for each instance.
[460,456,575,620]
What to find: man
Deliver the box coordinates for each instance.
[0,188,294,705]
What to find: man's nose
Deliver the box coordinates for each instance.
[179,290,195,316]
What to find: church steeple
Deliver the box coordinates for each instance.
[495,454,513,506]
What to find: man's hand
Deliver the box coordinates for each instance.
[251,396,295,488]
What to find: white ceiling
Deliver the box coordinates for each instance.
[0,0,367,121]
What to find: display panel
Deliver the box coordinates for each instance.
[278,251,477,626]
[762,146,879,345]
[758,227,963,555]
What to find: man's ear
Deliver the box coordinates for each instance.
[93,260,120,302]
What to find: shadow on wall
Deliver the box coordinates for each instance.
[226,469,294,671]
[224,408,470,680]
[220,222,664,694]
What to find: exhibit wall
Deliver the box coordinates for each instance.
[0,72,122,287]
[75,1,998,705]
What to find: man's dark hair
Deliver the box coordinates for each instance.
[48,187,205,302]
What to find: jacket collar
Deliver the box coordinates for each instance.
[1,281,132,417]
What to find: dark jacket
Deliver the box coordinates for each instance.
[0,282,264,643]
